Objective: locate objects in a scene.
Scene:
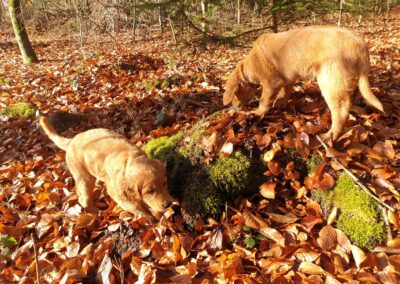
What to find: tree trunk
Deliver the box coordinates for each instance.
[237,0,241,24]
[8,0,38,64]
[338,0,344,27]
[0,0,6,23]
[201,0,207,33]
[386,0,391,20]
[200,0,207,46]
[157,0,163,31]
[132,0,137,40]
[271,0,278,33]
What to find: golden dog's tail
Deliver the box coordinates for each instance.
[358,51,384,112]
[39,116,71,151]
[358,75,384,112]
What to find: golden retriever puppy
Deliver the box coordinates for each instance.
[39,116,174,220]
[223,25,384,140]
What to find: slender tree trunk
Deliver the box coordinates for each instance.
[168,16,177,46]
[338,0,344,26]
[357,0,363,24]
[201,0,207,33]
[157,0,163,31]
[237,0,241,24]
[8,0,38,64]
[271,0,278,33]
[200,0,207,46]
[132,0,137,40]
[386,0,391,20]
[0,0,6,23]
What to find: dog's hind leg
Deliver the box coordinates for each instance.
[273,84,293,109]
[318,66,352,140]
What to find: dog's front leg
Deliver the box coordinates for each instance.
[74,175,99,213]
[254,83,277,116]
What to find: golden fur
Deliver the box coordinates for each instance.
[223,25,384,140]
[39,116,173,220]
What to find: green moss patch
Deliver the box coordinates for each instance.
[144,120,265,218]
[1,102,35,118]
[306,153,323,174]
[313,173,386,250]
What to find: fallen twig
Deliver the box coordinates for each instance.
[31,233,40,284]
[372,246,400,254]
[380,207,393,241]
[316,135,395,212]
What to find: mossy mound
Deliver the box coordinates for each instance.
[1,102,35,118]
[144,120,265,218]
[313,173,386,250]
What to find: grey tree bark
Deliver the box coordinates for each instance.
[8,0,38,64]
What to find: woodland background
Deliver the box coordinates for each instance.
[1,0,400,283]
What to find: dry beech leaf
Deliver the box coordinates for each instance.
[259,227,285,247]
[351,245,367,269]
[356,271,379,283]
[258,259,293,275]
[318,225,337,251]
[387,238,400,249]
[325,275,342,284]
[327,207,338,225]
[243,209,268,230]
[376,271,400,284]
[388,210,400,227]
[263,149,275,162]
[220,141,234,156]
[210,227,223,250]
[268,212,298,224]
[294,248,321,262]
[336,229,352,253]
[373,141,395,159]
[298,261,327,275]
[96,254,113,284]
[267,161,282,176]
[259,182,276,199]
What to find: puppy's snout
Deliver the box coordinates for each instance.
[163,201,172,209]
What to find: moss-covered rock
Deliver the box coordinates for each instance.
[209,151,250,193]
[313,173,386,250]
[1,102,35,118]
[144,119,265,218]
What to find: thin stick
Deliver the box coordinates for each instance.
[373,247,400,254]
[380,207,393,241]
[31,233,40,284]
[316,135,395,212]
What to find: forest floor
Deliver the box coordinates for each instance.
[1,15,400,283]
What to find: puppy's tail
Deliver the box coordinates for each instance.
[358,75,384,112]
[39,116,71,151]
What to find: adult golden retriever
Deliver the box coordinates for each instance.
[39,116,173,220]
[223,26,384,140]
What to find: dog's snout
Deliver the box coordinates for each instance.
[163,201,172,209]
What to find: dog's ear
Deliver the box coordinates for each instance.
[223,84,237,105]
[223,68,240,106]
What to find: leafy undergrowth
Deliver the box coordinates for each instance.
[1,17,400,282]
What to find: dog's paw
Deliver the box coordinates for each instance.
[85,205,100,214]
[252,109,267,120]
